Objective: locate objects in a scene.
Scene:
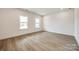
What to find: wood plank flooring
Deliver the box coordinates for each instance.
[0,32,78,51]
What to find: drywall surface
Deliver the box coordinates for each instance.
[44,10,74,36]
[0,8,43,40]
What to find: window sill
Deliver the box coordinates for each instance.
[19,29,28,31]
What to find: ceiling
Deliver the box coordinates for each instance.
[23,8,71,16]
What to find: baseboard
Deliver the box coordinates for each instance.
[74,34,79,46]
[0,31,44,40]
[45,31,74,37]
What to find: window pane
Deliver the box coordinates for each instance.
[36,24,40,28]
[20,16,28,22]
[20,23,26,27]
[20,26,28,29]
[35,18,40,23]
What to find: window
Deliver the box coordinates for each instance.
[20,16,28,29]
[35,18,40,28]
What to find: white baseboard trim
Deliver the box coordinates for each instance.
[45,30,74,37]
[74,34,79,46]
[0,30,44,40]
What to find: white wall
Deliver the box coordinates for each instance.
[0,8,43,40]
[75,9,79,45]
[44,9,74,36]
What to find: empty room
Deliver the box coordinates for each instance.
[0,8,79,51]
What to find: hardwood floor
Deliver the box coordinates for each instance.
[0,32,78,51]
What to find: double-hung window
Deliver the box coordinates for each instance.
[35,18,40,28]
[20,16,28,29]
